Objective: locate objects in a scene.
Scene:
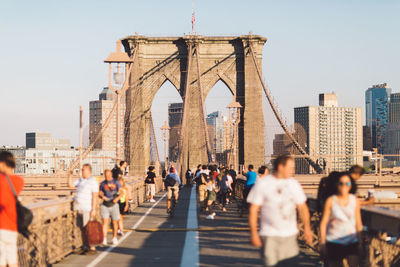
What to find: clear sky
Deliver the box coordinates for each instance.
[1,0,399,157]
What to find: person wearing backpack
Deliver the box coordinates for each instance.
[164,167,181,214]
[0,151,24,267]
[195,165,209,210]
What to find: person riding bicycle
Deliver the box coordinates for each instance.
[164,167,181,214]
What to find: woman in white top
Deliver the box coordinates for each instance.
[319,171,363,267]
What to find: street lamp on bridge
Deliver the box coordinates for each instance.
[104,40,133,162]
[161,121,170,171]
[227,101,242,172]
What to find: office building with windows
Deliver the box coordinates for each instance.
[168,102,184,162]
[89,87,126,156]
[365,83,391,153]
[206,111,225,154]
[384,92,400,159]
[294,93,362,173]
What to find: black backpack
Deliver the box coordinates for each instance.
[3,173,33,238]
[164,175,177,187]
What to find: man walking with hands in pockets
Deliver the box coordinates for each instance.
[247,154,313,267]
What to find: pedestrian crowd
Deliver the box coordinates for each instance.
[246,154,372,267]
[68,160,131,254]
[189,164,236,220]
[0,149,164,265]
[0,147,374,267]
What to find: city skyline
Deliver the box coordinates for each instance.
[1,1,399,157]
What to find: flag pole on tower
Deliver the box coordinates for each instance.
[191,1,195,34]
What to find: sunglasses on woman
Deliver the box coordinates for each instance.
[338,181,351,187]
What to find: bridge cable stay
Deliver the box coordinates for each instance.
[194,42,213,163]
[67,45,138,175]
[123,53,181,171]
[124,60,181,167]
[247,43,323,174]
[122,50,181,131]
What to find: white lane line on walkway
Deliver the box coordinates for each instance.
[86,193,167,267]
[180,186,199,267]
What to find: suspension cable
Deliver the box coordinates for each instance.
[247,43,323,174]
[67,46,138,174]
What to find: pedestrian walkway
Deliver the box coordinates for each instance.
[197,195,320,267]
[55,186,319,267]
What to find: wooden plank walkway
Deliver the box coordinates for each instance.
[55,186,319,267]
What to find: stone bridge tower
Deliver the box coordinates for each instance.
[121,35,266,175]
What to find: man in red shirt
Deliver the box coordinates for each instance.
[0,151,24,267]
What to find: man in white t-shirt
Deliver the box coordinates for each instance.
[247,155,312,267]
[68,164,99,254]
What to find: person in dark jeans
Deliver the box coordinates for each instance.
[218,169,231,212]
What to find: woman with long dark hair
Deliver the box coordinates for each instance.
[319,172,363,266]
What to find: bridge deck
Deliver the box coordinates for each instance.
[55,187,319,267]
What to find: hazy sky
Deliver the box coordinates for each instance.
[1,0,399,157]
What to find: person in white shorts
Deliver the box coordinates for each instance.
[0,151,24,267]
[145,166,157,202]
[247,155,313,267]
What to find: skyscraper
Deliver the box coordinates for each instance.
[168,103,183,162]
[294,93,363,173]
[206,111,225,154]
[389,93,400,123]
[384,92,400,158]
[89,87,126,156]
[365,83,391,153]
